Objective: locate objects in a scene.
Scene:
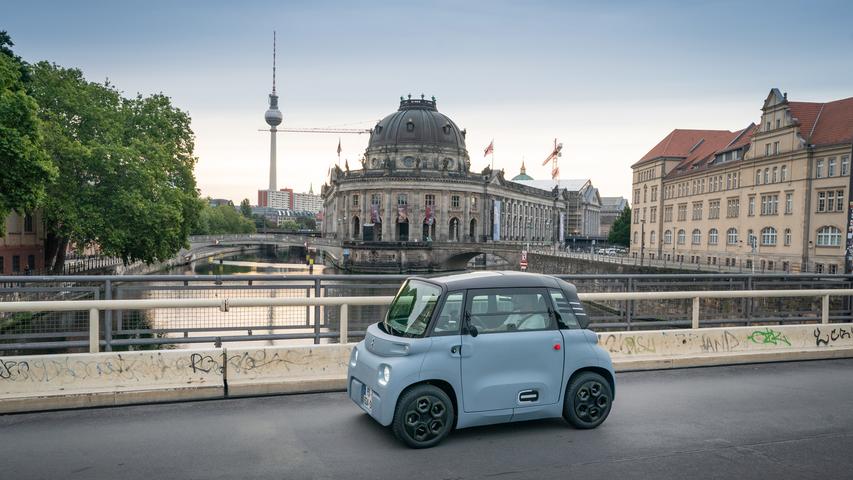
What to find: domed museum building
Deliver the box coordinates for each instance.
[320,96,576,271]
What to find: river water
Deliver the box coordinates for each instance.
[125,248,393,349]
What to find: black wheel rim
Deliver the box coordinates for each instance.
[404,394,448,444]
[574,380,608,423]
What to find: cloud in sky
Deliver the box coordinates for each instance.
[5,0,853,202]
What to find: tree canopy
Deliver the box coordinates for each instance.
[0,41,55,227]
[193,200,255,235]
[27,61,200,270]
[607,206,631,246]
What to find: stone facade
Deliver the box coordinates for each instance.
[600,197,629,237]
[0,210,45,274]
[631,88,853,273]
[320,97,573,270]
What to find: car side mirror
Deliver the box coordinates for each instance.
[464,312,478,337]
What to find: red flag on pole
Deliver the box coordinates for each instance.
[483,140,494,157]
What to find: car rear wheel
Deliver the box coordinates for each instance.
[563,372,612,429]
[392,384,454,448]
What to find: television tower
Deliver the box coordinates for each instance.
[264,31,283,191]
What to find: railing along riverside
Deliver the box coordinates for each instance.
[1,289,851,354]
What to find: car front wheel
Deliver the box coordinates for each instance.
[392,384,454,448]
[563,372,613,429]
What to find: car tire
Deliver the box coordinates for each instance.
[563,372,613,429]
[392,384,454,448]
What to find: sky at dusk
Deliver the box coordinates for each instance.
[5,0,853,203]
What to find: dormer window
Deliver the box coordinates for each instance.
[406,119,414,132]
[776,118,781,129]
[766,121,771,131]
[442,123,451,134]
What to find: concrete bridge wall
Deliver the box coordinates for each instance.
[2,323,852,414]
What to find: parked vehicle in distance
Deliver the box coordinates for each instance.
[347,271,615,448]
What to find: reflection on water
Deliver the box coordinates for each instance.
[165,248,342,276]
[122,249,392,350]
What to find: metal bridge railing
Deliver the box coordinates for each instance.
[1,285,852,354]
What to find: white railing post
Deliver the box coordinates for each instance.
[822,294,830,324]
[89,308,99,353]
[692,297,700,329]
[340,304,349,344]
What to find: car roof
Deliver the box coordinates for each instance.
[414,271,562,290]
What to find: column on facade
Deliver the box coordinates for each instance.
[462,192,470,243]
[383,190,393,241]
[439,190,449,242]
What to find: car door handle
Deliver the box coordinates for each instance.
[450,345,461,354]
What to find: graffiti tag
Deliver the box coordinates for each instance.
[747,328,791,347]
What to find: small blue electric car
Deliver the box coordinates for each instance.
[347,271,614,448]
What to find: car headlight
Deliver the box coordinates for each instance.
[350,348,358,367]
[378,364,391,386]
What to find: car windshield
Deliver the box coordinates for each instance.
[383,280,441,337]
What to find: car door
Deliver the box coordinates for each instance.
[420,291,464,395]
[460,288,564,413]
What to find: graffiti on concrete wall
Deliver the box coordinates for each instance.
[697,330,741,354]
[600,334,657,355]
[1,353,221,386]
[747,328,791,347]
[814,326,852,347]
[225,349,312,375]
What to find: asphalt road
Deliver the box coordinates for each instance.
[3,359,853,480]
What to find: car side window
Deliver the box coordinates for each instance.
[466,288,554,334]
[432,292,464,335]
[549,289,581,329]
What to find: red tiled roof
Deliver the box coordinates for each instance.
[632,129,734,167]
[788,101,824,141]
[805,96,853,146]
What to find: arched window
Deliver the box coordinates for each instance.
[708,228,719,245]
[692,229,701,245]
[781,165,787,181]
[816,226,841,246]
[633,231,638,244]
[664,230,672,244]
[727,228,738,245]
[677,229,686,245]
[469,218,478,242]
[761,226,777,245]
[352,216,360,240]
[650,231,656,244]
[448,217,460,242]
[772,166,778,183]
[755,170,761,185]
[784,228,792,246]
[764,168,770,184]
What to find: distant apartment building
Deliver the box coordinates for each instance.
[631,88,853,273]
[292,184,323,213]
[600,197,629,237]
[0,211,45,274]
[258,188,293,209]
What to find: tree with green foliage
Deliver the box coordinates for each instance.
[192,200,255,235]
[28,62,200,271]
[0,37,55,228]
[239,198,252,218]
[607,206,631,246]
[280,220,299,231]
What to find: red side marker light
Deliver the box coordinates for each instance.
[553,344,561,350]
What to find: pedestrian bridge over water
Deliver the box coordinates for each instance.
[187,233,541,271]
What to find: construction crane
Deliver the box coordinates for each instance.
[542,138,563,180]
[277,127,371,134]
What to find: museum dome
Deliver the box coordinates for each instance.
[367,96,467,151]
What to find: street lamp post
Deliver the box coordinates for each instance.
[640,219,646,267]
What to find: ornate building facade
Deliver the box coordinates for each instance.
[631,88,853,273]
[321,97,574,270]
